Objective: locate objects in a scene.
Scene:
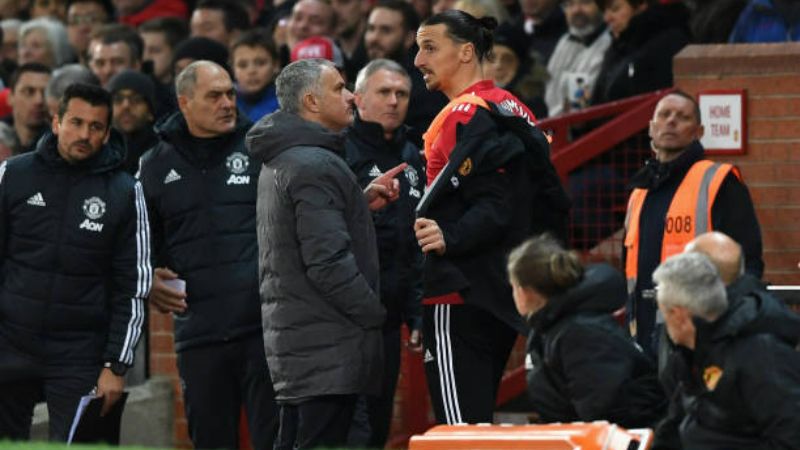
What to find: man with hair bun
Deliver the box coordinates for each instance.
[413,9,568,424]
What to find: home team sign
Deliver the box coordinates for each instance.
[698,89,747,155]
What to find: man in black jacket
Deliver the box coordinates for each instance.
[345,59,424,448]
[653,252,800,449]
[246,58,400,450]
[0,83,151,441]
[138,61,277,450]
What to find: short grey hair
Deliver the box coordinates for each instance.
[653,252,728,321]
[0,122,20,154]
[175,60,227,98]
[19,17,74,67]
[46,64,100,100]
[276,58,334,114]
[354,59,411,94]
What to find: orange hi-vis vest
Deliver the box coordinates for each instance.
[624,160,742,294]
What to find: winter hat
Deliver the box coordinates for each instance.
[290,36,345,69]
[172,36,230,73]
[493,22,529,63]
[106,70,156,114]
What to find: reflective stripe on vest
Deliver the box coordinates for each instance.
[422,93,489,163]
[624,160,742,294]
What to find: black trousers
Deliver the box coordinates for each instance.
[347,326,401,448]
[177,334,278,450]
[274,395,357,450]
[0,365,99,442]
[422,303,518,424]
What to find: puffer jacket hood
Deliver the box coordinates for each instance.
[696,283,800,348]
[154,110,252,162]
[530,263,627,331]
[35,128,127,174]
[246,110,346,163]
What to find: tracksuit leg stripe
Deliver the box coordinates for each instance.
[434,304,462,424]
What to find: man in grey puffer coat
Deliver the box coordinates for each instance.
[246,58,403,450]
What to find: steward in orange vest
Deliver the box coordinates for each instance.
[623,92,763,357]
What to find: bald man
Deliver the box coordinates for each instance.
[684,231,744,286]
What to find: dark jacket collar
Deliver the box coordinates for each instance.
[628,140,704,190]
[246,110,346,163]
[34,129,126,174]
[348,113,409,151]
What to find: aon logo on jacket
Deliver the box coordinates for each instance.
[227,174,250,185]
[80,219,104,232]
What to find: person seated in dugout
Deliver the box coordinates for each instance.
[507,233,666,428]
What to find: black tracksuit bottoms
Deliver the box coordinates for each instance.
[422,303,518,424]
[274,394,357,450]
[176,334,278,450]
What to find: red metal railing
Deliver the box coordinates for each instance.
[389,89,675,449]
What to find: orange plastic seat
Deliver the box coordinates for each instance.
[409,422,653,450]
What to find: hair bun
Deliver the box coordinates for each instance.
[478,16,498,31]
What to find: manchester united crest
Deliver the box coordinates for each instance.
[458,158,472,176]
[83,197,106,220]
[703,365,723,391]
[226,152,249,175]
[404,165,419,187]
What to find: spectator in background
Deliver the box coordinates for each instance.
[30,0,69,21]
[0,121,19,160]
[729,0,800,42]
[5,63,51,154]
[190,0,251,47]
[232,30,280,122]
[591,0,689,106]
[107,69,157,173]
[138,61,278,450]
[687,0,747,43]
[653,252,800,449]
[170,36,229,78]
[545,0,610,117]
[513,0,567,65]
[114,0,188,28]
[410,0,433,21]
[66,0,111,64]
[487,21,548,117]
[331,0,370,82]
[45,63,100,118]
[508,234,665,428]
[290,36,347,81]
[1,19,20,66]
[453,0,509,24]
[345,59,424,448]
[364,0,447,146]
[18,17,74,68]
[87,23,143,86]
[139,17,187,118]
[285,0,336,52]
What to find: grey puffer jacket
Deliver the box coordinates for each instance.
[246,111,386,403]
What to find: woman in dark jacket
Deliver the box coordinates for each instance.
[591,0,690,105]
[507,234,666,428]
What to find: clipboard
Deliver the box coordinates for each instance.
[67,391,129,445]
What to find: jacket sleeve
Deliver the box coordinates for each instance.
[0,161,7,262]
[292,160,385,329]
[136,153,166,267]
[556,322,638,422]
[711,173,764,279]
[104,181,152,366]
[737,336,800,449]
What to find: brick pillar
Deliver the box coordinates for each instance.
[148,306,191,448]
[674,43,800,285]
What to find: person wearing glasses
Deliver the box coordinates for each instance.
[107,69,158,174]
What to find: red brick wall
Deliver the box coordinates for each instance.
[148,306,191,448]
[674,43,800,285]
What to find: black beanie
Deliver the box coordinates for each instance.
[172,37,230,74]
[493,22,529,63]
[106,70,156,114]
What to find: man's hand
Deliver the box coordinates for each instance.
[407,328,423,353]
[149,267,187,313]
[364,163,407,211]
[414,218,445,255]
[96,368,125,417]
